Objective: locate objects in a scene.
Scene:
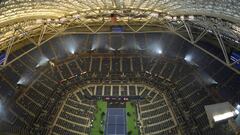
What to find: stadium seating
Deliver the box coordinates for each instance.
[0,33,236,135]
[138,92,177,135]
[51,94,95,135]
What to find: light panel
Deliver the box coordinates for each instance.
[213,112,235,122]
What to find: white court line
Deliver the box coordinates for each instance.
[106,109,109,135]
[109,114,124,116]
[108,134,125,135]
[123,109,126,135]
[114,115,117,135]
[122,109,126,134]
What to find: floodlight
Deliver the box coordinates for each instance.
[184,55,192,62]
[235,109,239,115]
[188,15,194,20]
[157,49,162,54]
[180,16,184,20]
[108,47,115,51]
[237,104,240,109]
[67,42,78,54]
[73,14,80,19]
[69,47,75,54]
[17,77,28,85]
[36,57,49,68]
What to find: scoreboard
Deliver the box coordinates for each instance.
[0,52,6,65]
[230,51,240,69]
[111,26,124,32]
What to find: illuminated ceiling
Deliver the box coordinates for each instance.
[0,0,239,73]
[0,0,240,23]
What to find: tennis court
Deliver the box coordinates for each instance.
[105,108,127,135]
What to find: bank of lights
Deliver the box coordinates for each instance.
[213,110,239,122]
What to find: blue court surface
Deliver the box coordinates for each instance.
[105,108,127,135]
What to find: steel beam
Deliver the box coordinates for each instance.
[3,36,15,66]
[213,30,230,64]
[174,31,240,74]
[37,25,47,46]
[183,21,194,43]
[194,29,208,43]
[18,28,38,46]
[0,19,239,74]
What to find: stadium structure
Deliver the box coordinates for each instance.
[0,0,240,135]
